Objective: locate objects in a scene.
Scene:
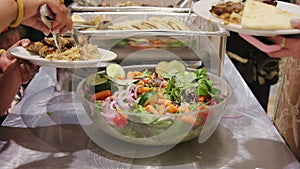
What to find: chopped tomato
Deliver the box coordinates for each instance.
[198,110,210,125]
[113,114,127,128]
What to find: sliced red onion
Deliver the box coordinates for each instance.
[126,85,135,104]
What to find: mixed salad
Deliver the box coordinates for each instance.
[83,60,226,142]
[116,38,188,49]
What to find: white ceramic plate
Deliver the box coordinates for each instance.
[192,0,300,36]
[9,46,117,68]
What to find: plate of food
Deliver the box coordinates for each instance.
[192,0,300,36]
[9,38,117,68]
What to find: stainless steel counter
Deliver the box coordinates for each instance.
[0,56,299,169]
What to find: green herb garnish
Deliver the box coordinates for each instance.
[46,111,53,115]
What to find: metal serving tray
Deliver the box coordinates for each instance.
[72,12,228,76]
[72,12,227,35]
[70,0,193,12]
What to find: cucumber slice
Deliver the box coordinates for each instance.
[96,83,112,93]
[139,92,159,106]
[148,93,159,105]
[167,60,186,74]
[156,60,186,77]
[86,73,108,86]
[86,73,111,93]
[106,64,126,79]
[155,61,169,76]
[104,75,136,86]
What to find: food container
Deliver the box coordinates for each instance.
[76,64,231,147]
[69,0,193,12]
[72,12,229,76]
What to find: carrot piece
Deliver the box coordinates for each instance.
[167,103,179,113]
[198,96,205,102]
[144,105,160,114]
[134,71,142,76]
[157,99,172,106]
[91,90,111,101]
[138,87,151,93]
[137,80,144,85]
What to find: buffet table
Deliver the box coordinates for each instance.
[0,56,299,169]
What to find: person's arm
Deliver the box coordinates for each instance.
[265,18,300,59]
[0,39,30,72]
[0,0,72,35]
[21,0,72,35]
[0,39,38,115]
[0,57,37,115]
[0,59,22,115]
[0,0,18,31]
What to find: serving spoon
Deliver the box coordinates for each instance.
[40,4,63,51]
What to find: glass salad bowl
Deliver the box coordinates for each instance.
[76,60,231,146]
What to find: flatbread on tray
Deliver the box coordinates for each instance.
[241,0,300,30]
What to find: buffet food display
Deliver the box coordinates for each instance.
[2,1,300,167]
[108,16,190,30]
[70,12,228,75]
[72,14,190,31]
[70,12,228,37]
[42,0,231,144]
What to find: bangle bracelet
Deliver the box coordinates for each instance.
[0,49,5,75]
[0,49,5,56]
[10,0,24,28]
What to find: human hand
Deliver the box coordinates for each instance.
[1,39,39,84]
[13,39,40,84]
[0,39,30,71]
[266,36,300,60]
[21,0,72,35]
[265,18,300,60]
